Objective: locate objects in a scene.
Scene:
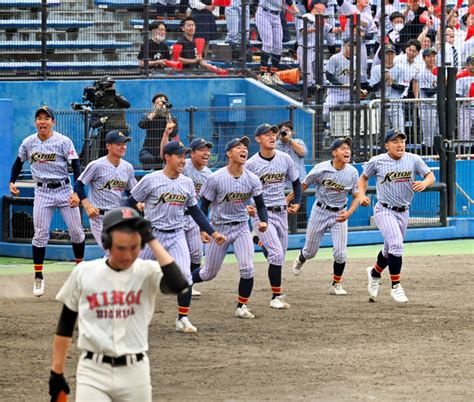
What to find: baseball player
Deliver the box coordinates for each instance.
[246,124,302,309]
[125,141,225,333]
[192,137,269,319]
[49,207,189,402]
[74,130,137,250]
[358,129,435,303]
[9,106,85,297]
[418,47,439,152]
[456,55,474,153]
[291,137,360,295]
[183,138,214,298]
[255,0,300,84]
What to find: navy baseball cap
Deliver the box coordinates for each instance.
[422,47,437,57]
[224,136,250,153]
[35,105,55,120]
[386,44,396,54]
[466,55,474,65]
[385,128,407,143]
[343,37,357,45]
[255,123,279,137]
[189,138,213,151]
[163,141,191,155]
[105,130,131,144]
[330,137,352,151]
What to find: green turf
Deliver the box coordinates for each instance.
[0,239,472,276]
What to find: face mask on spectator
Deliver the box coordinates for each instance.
[394,23,404,32]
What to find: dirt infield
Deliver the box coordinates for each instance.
[0,253,472,401]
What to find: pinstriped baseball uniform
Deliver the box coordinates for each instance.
[456,75,474,143]
[183,159,212,265]
[246,150,298,266]
[198,167,262,281]
[18,131,85,247]
[417,65,438,147]
[302,160,359,263]
[78,156,137,248]
[362,152,431,256]
[131,171,197,285]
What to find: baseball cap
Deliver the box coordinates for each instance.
[386,44,396,54]
[422,47,437,57]
[330,137,352,151]
[105,130,131,144]
[254,123,279,137]
[163,141,191,155]
[385,128,407,143]
[35,105,55,120]
[466,55,474,65]
[224,136,250,153]
[189,138,213,151]
[343,37,357,45]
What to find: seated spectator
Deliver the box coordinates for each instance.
[137,21,171,69]
[138,93,178,169]
[176,17,213,70]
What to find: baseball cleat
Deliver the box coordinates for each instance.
[259,73,273,85]
[292,256,305,276]
[269,295,291,309]
[175,317,197,333]
[329,283,348,296]
[33,278,44,297]
[191,287,202,298]
[391,284,409,303]
[367,266,380,301]
[269,74,284,85]
[235,304,255,319]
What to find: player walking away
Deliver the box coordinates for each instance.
[290,137,360,295]
[255,0,300,85]
[358,129,435,303]
[192,137,269,319]
[74,130,137,250]
[246,124,302,309]
[184,138,214,298]
[9,106,85,297]
[125,141,225,333]
[49,208,189,402]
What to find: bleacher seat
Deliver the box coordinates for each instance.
[95,0,158,8]
[0,0,60,7]
[0,40,133,49]
[0,20,94,29]
[128,18,294,30]
[0,60,139,70]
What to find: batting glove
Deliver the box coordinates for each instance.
[49,370,70,402]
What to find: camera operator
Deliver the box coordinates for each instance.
[138,93,178,169]
[277,121,308,228]
[84,76,131,159]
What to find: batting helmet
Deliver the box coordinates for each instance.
[101,207,143,250]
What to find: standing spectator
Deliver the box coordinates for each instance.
[176,17,213,70]
[190,0,219,56]
[456,55,474,152]
[137,21,171,70]
[400,0,428,44]
[395,39,421,98]
[437,25,461,70]
[138,93,177,169]
[255,0,300,84]
[418,47,438,153]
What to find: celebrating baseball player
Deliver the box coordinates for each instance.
[49,207,189,402]
[246,124,302,309]
[125,141,225,333]
[74,130,137,250]
[9,106,85,297]
[290,137,360,295]
[183,138,214,298]
[192,136,268,319]
[358,129,435,303]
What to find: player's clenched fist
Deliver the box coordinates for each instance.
[200,231,211,243]
[360,196,371,207]
[211,232,226,245]
[257,222,268,232]
[287,204,300,215]
[412,181,427,192]
[69,193,80,208]
[9,182,20,197]
[49,370,70,402]
[85,205,100,218]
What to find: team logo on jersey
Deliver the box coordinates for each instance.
[194,182,203,194]
[260,173,285,185]
[220,192,252,203]
[86,290,142,319]
[322,179,345,191]
[99,179,128,191]
[153,192,187,206]
[381,171,412,184]
[30,152,57,163]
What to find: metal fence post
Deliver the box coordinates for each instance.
[446,67,457,216]
[143,0,150,78]
[302,16,309,105]
[240,0,248,73]
[40,0,48,80]
[187,107,196,142]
